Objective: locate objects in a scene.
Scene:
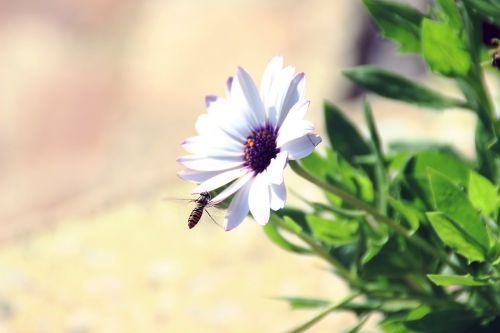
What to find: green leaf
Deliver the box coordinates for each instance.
[437,0,462,28]
[301,149,374,203]
[428,170,489,258]
[426,212,486,262]
[363,99,382,157]
[362,0,424,53]
[286,293,359,333]
[380,318,420,333]
[388,198,422,234]
[324,102,371,162]
[343,66,468,109]
[306,215,358,246]
[342,315,369,333]
[361,237,427,277]
[421,18,472,77]
[468,170,499,218]
[276,297,329,310]
[427,274,488,286]
[283,216,303,234]
[405,151,471,206]
[463,0,500,23]
[405,305,477,333]
[263,217,310,254]
[364,99,389,213]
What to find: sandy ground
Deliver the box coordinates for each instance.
[0,0,487,331]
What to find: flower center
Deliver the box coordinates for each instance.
[243,125,279,174]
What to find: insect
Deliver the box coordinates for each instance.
[491,38,500,70]
[187,191,218,229]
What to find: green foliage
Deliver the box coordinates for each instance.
[428,170,489,259]
[463,0,500,23]
[276,297,330,309]
[427,274,488,286]
[265,0,500,331]
[468,170,499,217]
[421,19,471,77]
[426,212,486,262]
[362,0,424,53]
[343,66,468,109]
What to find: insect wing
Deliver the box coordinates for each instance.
[198,204,225,229]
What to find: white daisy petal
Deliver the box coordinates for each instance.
[277,72,306,127]
[177,169,222,183]
[265,152,288,184]
[260,56,284,108]
[177,155,244,171]
[249,173,271,225]
[182,136,242,156]
[195,114,217,136]
[233,67,266,126]
[206,96,249,142]
[277,119,314,147]
[211,172,254,204]
[286,99,310,121]
[192,168,248,194]
[224,182,251,231]
[281,134,322,160]
[267,65,295,127]
[270,182,286,211]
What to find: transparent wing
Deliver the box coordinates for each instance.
[199,204,226,229]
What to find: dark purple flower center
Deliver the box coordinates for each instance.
[244,125,279,174]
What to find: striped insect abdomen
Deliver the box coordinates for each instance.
[188,206,204,229]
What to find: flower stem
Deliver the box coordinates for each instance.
[289,160,465,274]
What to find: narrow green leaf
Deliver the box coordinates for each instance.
[421,19,472,77]
[380,318,420,333]
[283,216,303,234]
[405,305,477,333]
[324,102,371,162]
[275,297,329,310]
[463,0,500,23]
[342,315,369,333]
[468,170,499,218]
[343,66,468,109]
[428,170,489,256]
[362,0,424,53]
[437,0,462,28]
[361,237,427,277]
[286,293,359,333]
[427,274,488,286]
[301,149,374,203]
[388,198,422,234]
[263,217,310,254]
[364,99,388,213]
[363,99,382,157]
[426,212,485,262]
[306,215,358,246]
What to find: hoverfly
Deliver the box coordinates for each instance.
[187,191,221,229]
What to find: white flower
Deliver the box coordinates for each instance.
[177,56,321,231]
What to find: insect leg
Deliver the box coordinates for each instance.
[205,209,222,229]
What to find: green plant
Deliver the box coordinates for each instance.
[264,1,500,331]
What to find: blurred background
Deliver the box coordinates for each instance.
[0,0,481,332]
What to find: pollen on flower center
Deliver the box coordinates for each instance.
[243,125,279,174]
